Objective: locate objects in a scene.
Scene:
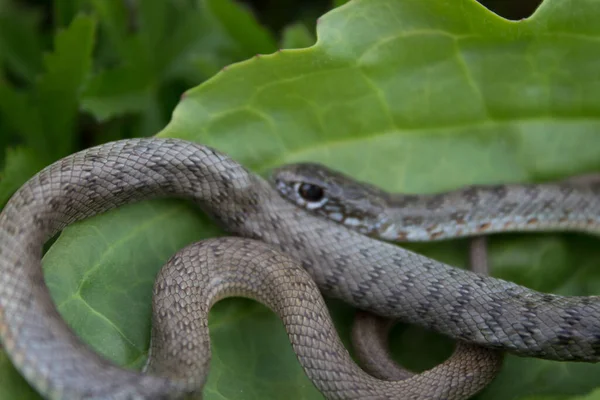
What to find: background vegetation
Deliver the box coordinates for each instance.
[2,0,599,399]
[0,0,542,201]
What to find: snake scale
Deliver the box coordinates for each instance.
[0,138,599,399]
[349,237,498,383]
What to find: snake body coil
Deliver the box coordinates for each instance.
[0,138,599,399]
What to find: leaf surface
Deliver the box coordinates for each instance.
[3,0,600,398]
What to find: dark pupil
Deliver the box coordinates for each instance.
[298,183,324,202]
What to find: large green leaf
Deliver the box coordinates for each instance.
[3,0,600,398]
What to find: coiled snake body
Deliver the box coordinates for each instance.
[0,138,598,399]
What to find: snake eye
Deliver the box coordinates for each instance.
[297,183,325,202]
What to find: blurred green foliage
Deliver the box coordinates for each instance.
[0,0,306,205]
[0,0,540,206]
[12,1,600,400]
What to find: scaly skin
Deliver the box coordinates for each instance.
[350,238,498,382]
[271,162,600,360]
[272,163,600,242]
[0,138,598,399]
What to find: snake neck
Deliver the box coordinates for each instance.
[376,181,600,242]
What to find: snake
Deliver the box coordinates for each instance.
[0,138,599,399]
[350,237,496,382]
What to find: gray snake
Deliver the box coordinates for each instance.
[0,138,599,399]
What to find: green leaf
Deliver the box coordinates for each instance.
[4,0,600,398]
[573,388,600,400]
[0,6,44,83]
[519,387,600,400]
[0,349,40,399]
[175,2,273,79]
[80,64,151,121]
[0,146,46,207]
[0,81,41,146]
[81,0,272,130]
[204,0,277,55]
[43,201,219,367]
[33,14,96,160]
[88,0,130,60]
[53,0,89,28]
[281,23,316,49]
[333,0,351,7]
[0,14,96,207]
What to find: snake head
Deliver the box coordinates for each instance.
[269,162,389,236]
